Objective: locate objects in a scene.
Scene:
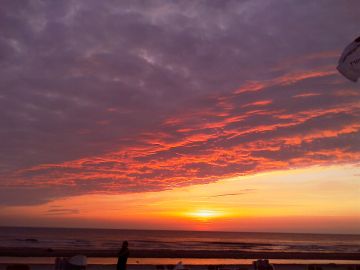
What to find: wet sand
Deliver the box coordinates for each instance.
[0,263,358,270]
[1,248,360,260]
[0,247,359,270]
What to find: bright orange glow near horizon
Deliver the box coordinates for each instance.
[188,209,220,218]
[185,209,226,222]
[1,164,359,234]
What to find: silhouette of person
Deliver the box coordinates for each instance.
[117,241,130,270]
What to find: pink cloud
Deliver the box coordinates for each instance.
[1,1,360,206]
[6,66,359,202]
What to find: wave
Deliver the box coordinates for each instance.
[1,227,360,254]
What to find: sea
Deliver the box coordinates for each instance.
[0,227,360,265]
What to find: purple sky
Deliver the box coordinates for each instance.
[0,0,359,206]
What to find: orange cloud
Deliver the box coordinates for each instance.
[5,65,360,204]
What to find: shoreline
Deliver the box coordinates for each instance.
[1,248,359,260]
[1,263,360,270]
[1,257,360,265]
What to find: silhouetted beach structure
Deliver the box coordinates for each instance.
[117,241,130,270]
[307,265,322,270]
[253,260,275,270]
[173,262,189,270]
[6,264,30,270]
[54,255,87,270]
[157,265,176,270]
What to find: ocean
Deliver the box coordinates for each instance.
[1,227,360,254]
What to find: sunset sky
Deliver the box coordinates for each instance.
[0,0,359,234]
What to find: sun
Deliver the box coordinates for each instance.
[187,209,222,220]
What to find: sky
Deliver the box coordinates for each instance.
[0,0,359,234]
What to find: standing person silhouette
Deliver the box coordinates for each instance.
[117,241,130,270]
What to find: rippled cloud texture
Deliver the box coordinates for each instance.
[1,0,359,205]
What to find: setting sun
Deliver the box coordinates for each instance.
[187,209,223,220]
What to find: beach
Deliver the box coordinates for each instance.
[0,264,345,270]
[0,228,359,270]
[0,261,359,270]
[1,247,360,260]
[0,249,359,270]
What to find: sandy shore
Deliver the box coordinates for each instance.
[0,263,359,270]
[1,248,359,260]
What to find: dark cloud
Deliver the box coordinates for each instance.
[206,189,256,198]
[0,0,359,205]
[45,206,80,216]
[0,187,77,206]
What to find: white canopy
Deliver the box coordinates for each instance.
[337,36,360,82]
[68,255,87,266]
